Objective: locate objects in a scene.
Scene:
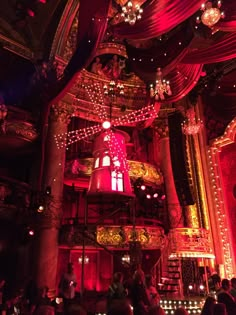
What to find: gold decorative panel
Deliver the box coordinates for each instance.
[96,225,166,249]
[169,228,215,259]
[65,158,163,185]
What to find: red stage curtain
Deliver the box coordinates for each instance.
[111,0,203,40]
[182,33,236,64]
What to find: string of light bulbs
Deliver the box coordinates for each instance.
[54,104,158,149]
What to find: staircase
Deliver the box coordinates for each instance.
[158,258,182,298]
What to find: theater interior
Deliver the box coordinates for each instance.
[0,0,236,313]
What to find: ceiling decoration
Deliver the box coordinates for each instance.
[0,0,236,136]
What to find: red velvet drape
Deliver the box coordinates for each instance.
[49,0,111,104]
[215,1,236,32]
[125,22,193,83]
[182,33,236,64]
[163,64,203,103]
[111,0,203,40]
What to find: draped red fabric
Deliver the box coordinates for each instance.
[215,1,236,32]
[49,0,111,104]
[162,64,203,103]
[182,33,236,64]
[125,22,193,83]
[111,0,203,40]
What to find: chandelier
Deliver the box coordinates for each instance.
[181,109,203,135]
[196,1,224,28]
[103,80,124,97]
[121,1,143,26]
[150,68,172,101]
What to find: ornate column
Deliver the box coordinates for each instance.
[155,123,184,228]
[35,102,73,296]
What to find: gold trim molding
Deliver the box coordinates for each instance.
[65,158,163,185]
[207,118,236,278]
[169,228,215,259]
[96,225,166,249]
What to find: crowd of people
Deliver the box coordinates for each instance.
[200,276,236,315]
[1,264,236,315]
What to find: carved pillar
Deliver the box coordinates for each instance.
[35,102,73,296]
[156,124,184,228]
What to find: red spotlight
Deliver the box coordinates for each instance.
[153,193,158,198]
[38,0,46,3]
[161,194,166,200]
[27,9,35,17]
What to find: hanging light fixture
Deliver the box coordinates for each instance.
[121,253,131,264]
[196,1,225,28]
[181,108,203,135]
[78,255,89,264]
[103,80,124,97]
[150,68,172,101]
[121,1,143,26]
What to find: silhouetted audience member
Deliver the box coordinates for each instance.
[174,307,189,315]
[107,300,133,315]
[107,272,127,312]
[5,294,21,315]
[217,279,236,315]
[130,268,150,315]
[213,303,227,315]
[209,273,221,295]
[31,286,53,315]
[59,263,77,314]
[25,278,38,312]
[230,277,236,300]
[148,305,166,315]
[145,275,160,307]
[200,296,216,315]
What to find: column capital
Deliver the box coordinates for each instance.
[51,102,75,124]
[154,120,169,138]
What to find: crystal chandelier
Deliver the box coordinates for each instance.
[150,68,172,101]
[103,80,124,97]
[181,109,203,135]
[121,1,143,26]
[196,1,224,28]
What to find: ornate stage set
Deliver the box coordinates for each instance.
[0,0,236,313]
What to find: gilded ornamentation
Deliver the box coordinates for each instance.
[51,103,75,124]
[6,121,38,141]
[128,160,163,185]
[169,228,214,258]
[65,158,163,185]
[62,17,78,61]
[208,118,236,278]
[154,122,169,138]
[96,225,166,249]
